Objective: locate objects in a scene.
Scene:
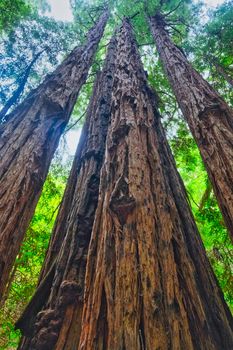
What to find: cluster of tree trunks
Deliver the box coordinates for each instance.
[148,12,233,240]
[16,34,116,350]
[0,10,109,301]
[0,7,232,350]
[78,18,233,350]
[17,17,233,350]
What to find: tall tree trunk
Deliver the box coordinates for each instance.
[148,13,233,240]
[79,19,233,350]
[0,10,109,302]
[16,35,116,350]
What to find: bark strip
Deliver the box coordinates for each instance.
[79,18,233,350]
[148,13,233,240]
[0,10,109,301]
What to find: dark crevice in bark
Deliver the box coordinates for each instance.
[138,292,146,350]
[97,287,108,350]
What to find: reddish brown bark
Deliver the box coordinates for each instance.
[79,19,233,350]
[148,13,233,240]
[0,10,109,301]
[16,35,116,350]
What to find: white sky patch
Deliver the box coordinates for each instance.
[45,0,226,23]
[45,0,73,21]
[203,0,225,7]
[65,128,81,156]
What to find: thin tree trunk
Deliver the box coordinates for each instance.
[199,179,212,212]
[79,19,233,350]
[0,10,109,302]
[210,58,233,88]
[0,50,45,122]
[148,13,233,240]
[16,35,116,350]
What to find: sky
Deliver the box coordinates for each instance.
[45,0,225,157]
[45,0,225,22]
[65,129,81,155]
[46,0,73,21]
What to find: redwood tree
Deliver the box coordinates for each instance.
[148,12,233,239]
[16,35,116,350]
[0,10,109,301]
[79,19,233,349]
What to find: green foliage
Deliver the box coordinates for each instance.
[185,0,233,104]
[0,155,71,349]
[0,13,81,112]
[171,122,233,311]
[0,0,31,34]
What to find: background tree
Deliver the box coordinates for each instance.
[187,0,233,95]
[0,0,31,33]
[0,12,82,122]
[148,9,233,240]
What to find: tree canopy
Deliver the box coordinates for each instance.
[0,0,31,33]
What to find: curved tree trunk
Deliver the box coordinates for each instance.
[0,10,109,302]
[16,35,116,350]
[148,13,233,240]
[79,19,233,350]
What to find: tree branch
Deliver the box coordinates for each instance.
[163,1,183,17]
[0,49,45,122]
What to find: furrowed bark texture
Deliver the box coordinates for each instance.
[79,19,233,350]
[38,108,92,283]
[0,10,109,301]
[16,36,116,350]
[148,13,233,239]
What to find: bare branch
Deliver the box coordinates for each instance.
[64,108,88,134]
[163,1,183,17]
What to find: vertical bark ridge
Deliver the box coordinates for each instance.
[16,34,117,350]
[148,13,233,240]
[0,10,109,301]
[79,18,233,350]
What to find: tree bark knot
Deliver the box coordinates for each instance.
[110,176,136,225]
